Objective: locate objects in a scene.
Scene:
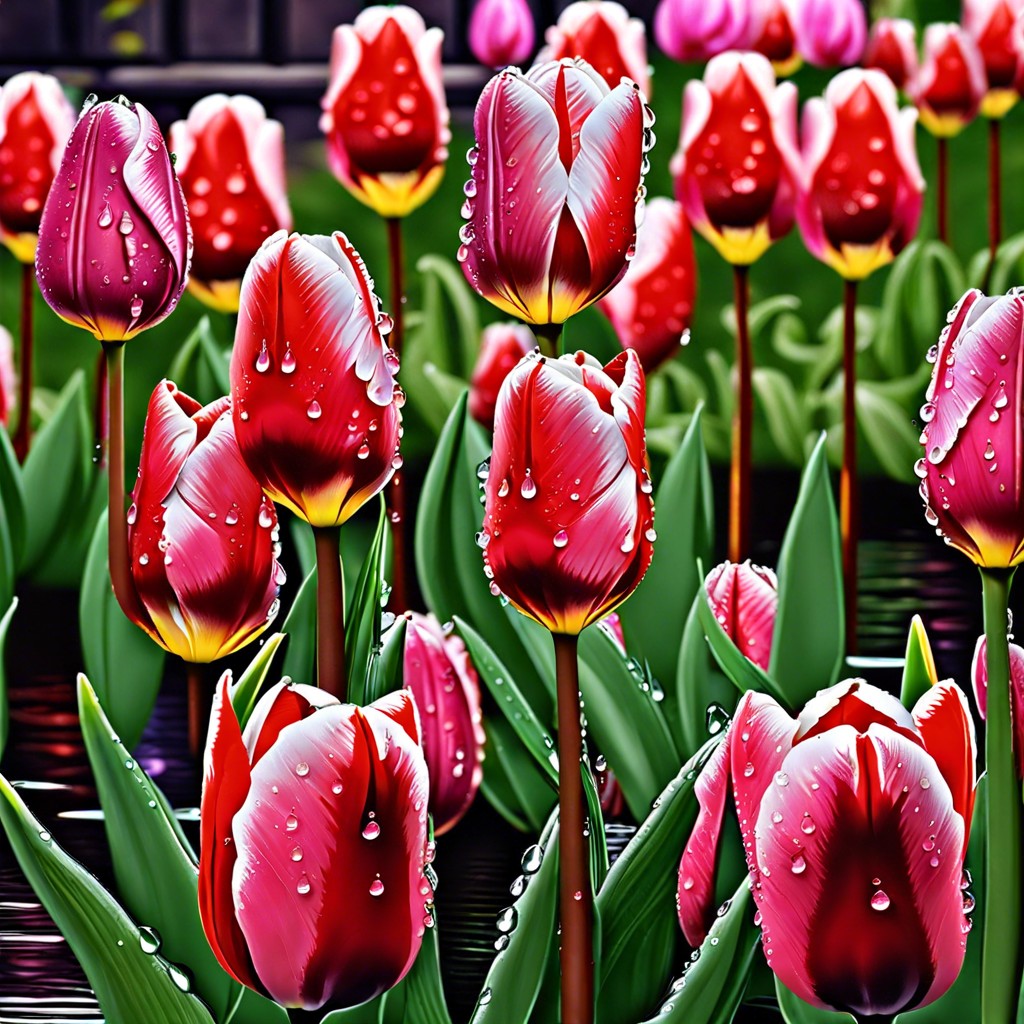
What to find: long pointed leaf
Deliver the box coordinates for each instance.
[0,597,17,757]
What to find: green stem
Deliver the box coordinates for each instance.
[313,526,346,700]
[533,323,563,358]
[980,565,1021,1024]
[287,1009,322,1024]
[840,278,859,655]
[13,262,34,462]
[728,264,751,564]
[384,216,408,613]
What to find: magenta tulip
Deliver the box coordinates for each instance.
[790,0,866,68]
[653,0,748,64]
[704,560,777,671]
[200,680,433,1010]
[912,25,988,138]
[469,322,535,430]
[0,326,13,427]
[963,0,1024,118]
[678,680,976,1018]
[865,18,919,91]
[972,634,1024,775]
[467,0,535,69]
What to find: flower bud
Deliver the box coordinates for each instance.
[468,0,535,69]
[469,322,535,430]
[963,0,1024,118]
[790,0,866,68]
[704,560,777,671]
[912,24,987,138]
[864,18,919,91]
[653,0,748,64]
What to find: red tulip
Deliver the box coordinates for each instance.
[229,231,402,528]
[865,18,919,92]
[963,0,1024,118]
[320,6,450,218]
[671,52,800,266]
[402,612,485,834]
[972,634,1024,774]
[796,70,924,281]
[653,0,748,64]
[469,322,535,430]
[35,96,190,343]
[704,560,777,672]
[0,326,14,427]
[789,0,866,68]
[124,381,285,662]
[169,94,292,313]
[481,348,654,635]
[467,0,535,69]
[458,58,649,326]
[678,680,976,1018]
[597,197,696,372]
[199,679,432,1010]
[600,611,627,652]
[746,0,801,77]
[539,1,651,97]
[0,72,75,263]
[912,25,988,138]
[918,289,1024,568]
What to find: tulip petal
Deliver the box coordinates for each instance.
[795,679,921,745]
[243,681,340,765]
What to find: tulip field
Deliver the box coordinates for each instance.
[4,0,1024,1022]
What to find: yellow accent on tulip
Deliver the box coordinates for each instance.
[188,276,242,314]
[698,221,773,267]
[907,614,939,685]
[354,165,446,219]
[2,230,37,265]
[981,88,1018,119]
[918,108,970,139]
[773,54,803,79]
[825,238,895,281]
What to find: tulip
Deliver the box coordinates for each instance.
[912,25,987,139]
[458,59,649,335]
[677,680,976,1019]
[597,197,695,373]
[539,1,651,97]
[653,0,748,65]
[467,0,535,69]
[0,326,14,427]
[704,560,777,671]
[746,0,801,77]
[121,380,285,663]
[963,0,1024,118]
[169,94,292,314]
[320,6,450,219]
[199,679,432,1011]
[864,18,918,92]
[402,612,485,834]
[972,634,1024,774]
[789,0,866,68]
[0,72,75,264]
[469,322,535,430]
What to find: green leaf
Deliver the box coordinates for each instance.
[230,633,287,730]
[0,427,26,568]
[855,382,920,484]
[79,510,166,750]
[900,616,938,708]
[618,407,714,693]
[777,980,854,1023]
[482,713,556,833]
[346,500,388,705]
[595,737,721,1024]
[582,758,609,892]
[768,435,845,710]
[753,368,810,466]
[282,565,317,684]
[365,614,407,706]
[0,597,17,758]
[323,1001,386,1024]
[0,771,217,1024]
[168,316,231,406]
[381,926,453,1024]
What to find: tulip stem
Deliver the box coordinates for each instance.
[840,279,859,655]
[384,216,408,614]
[980,565,1021,1024]
[729,264,752,564]
[553,631,594,1024]
[286,1011,321,1024]
[534,323,563,358]
[313,526,347,701]
[936,137,949,247]
[94,349,108,470]
[13,262,34,463]
[186,661,206,759]
[987,119,1002,283]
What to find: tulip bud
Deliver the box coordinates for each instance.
[459,59,649,326]
[912,25,988,138]
[402,613,485,834]
[35,96,190,343]
[704,560,777,671]
[200,680,432,1010]
[467,0,535,69]
[747,0,801,77]
[230,231,402,528]
[918,289,1024,568]
[671,52,800,267]
[539,1,651,97]
[0,326,15,427]
[169,95,292,313]
[320,6,451,218]
[678,680,976,1018]
[0,72,75,263]
[469,322,535,429]
[972,634,1024,774]
[124,381,285,662]
[865,18,919,91]
[653,0,748,64]
[481,348,654,635]
[963,0,1024,118]
[789,0,866,68]
[796,70,924,281]
[597,197,696,372]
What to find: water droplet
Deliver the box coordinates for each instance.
[496,906,518,933]
[743,762,755,778]
[258,507,274,529]
[800,814,815,835]
[774,771,789,787]
[295,761,309,777]
[362,821,381,840]
[139,927,161,954]
[281,349,296,374]
[520,472,536,499]
[119,210,134,235]
[297,875,311,895]
[870,889,891,911]
[98,203,113,228]
[357,441,371,459]
[521,845,543,874]
[286,813,298,831]
[291,845,303,862]
[553,530,568,548]
[307,400,322,420]
[126,503,138,525]
[369,878,385,897]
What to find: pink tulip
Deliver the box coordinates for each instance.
[864,18,919,91]
[0,326,14,427]
[402,613,486,834]
[600,611,627,651]
[653,0,748,64]
[790,0,866,68]
[678,680,976,1018]
[704,560,777,671]
[597,197,696,373]
[797,69,924,281]
[467,0,535,69]
[671,51,801,266]
[469,322,535,430]
[169,94,292,313]
[972,634,1024,775]
[912,25,987,138]
[963,0,1024,117]
[0,72,75,263]
[458,59,648,326]
[540,1,650,96]
[200,679,432,1010]
[746,0,801,76]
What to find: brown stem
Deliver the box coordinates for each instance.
[94,349,109,469]
[186,661,206,759]
[553,632,593,1024]
[13,263,34,462]
[988,119,1001,277]
[313,526,346,700]
[840,279,859,656]
[385,216,408,613]
[729,264,752,564]
[533,323,563,358]
[936,137,949,247]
